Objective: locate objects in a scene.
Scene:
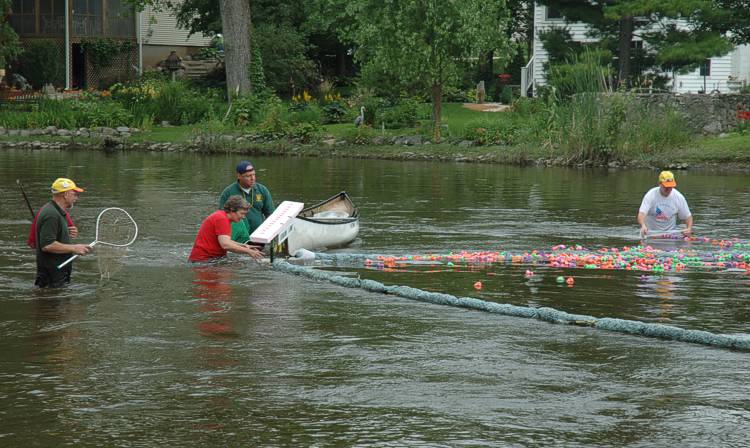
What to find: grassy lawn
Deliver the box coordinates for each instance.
[426,103,495,136]
[322,102,495,139]
[666,133,750,162]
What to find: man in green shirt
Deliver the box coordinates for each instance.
[218,161,275,243]
[35,178,91,288]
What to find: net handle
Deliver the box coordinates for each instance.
[56,207,138,269]
[57,241,97,269]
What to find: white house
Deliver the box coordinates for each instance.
[521,4,750,96]
[139,3,212,69]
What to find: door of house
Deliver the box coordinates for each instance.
[72,43,86,89]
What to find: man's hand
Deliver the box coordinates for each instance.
[244,245,264,260]
[71,244,91,256]
[681,227,692,236]
[640,225,648,238]
[67,226,78,238]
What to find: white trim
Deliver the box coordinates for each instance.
[64,0,70,90]
[137,11,143,75]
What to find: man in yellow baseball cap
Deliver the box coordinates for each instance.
[658,171,677,188]
[35,178,91,287]
[637,170,693,238]
[51,177,85,194]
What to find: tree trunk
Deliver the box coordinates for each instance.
[337,45,347,78]
[219,0,252,98]
[431,83,442,143]
[617,16,634,89]
[479,51,494,85]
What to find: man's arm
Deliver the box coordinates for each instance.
[42,241,90,256]
[218,235,263,259]
[637,212,649,237]
[637,192,652,237]
[38,214,89,255]
[682,215,693,235]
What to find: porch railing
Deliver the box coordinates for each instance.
[520,57,534,98]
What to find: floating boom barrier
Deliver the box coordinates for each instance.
[272,241,750,352]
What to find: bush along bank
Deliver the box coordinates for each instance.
[5,122,750,171]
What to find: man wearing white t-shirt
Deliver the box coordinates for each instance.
[637,170,693,238]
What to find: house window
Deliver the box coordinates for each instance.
[10,0,36,35]
[106,0,136,37]
[72,0,102,36]
[39,0,66,36]
[546,7,563,20]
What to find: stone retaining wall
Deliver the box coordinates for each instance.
[635,93,750,134]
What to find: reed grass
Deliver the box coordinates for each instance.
[545,52,690,163]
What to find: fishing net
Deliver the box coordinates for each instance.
[94,208,138,279]
[58,208,138,278]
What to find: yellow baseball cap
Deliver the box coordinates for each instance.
[51,178,84,193]
[658,171,676,188]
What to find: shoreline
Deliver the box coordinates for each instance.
[2,130,750,172]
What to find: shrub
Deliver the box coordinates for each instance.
[150,80,217,125]
[463,119,520,145]
[69,99,135,127]
[110,78,220,125]
[255,99,287,138]
[229,94,267,126]
[380,98,419,128]
[442,86,473,103]
[321,100,349,124]
[511,97,547,116]
[287,104,323,125]
[287,122,321,143]
[499,86,514,104]
[342,125,375,145]
[191,118,235,147]
[14,40,64,89]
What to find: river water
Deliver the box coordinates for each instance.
[0,148,748,447]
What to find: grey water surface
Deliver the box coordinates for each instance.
[0,148,748,447]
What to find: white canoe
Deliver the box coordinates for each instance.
[286,191,360,255]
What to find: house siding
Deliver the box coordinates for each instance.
[140,4,212,48]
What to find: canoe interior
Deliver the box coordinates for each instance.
[297,191,359,224]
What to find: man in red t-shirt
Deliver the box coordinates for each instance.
[189,195,264,262]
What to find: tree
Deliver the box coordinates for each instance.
[0,0,22,70]
[218,0,252,96]
[331,0,511,142]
